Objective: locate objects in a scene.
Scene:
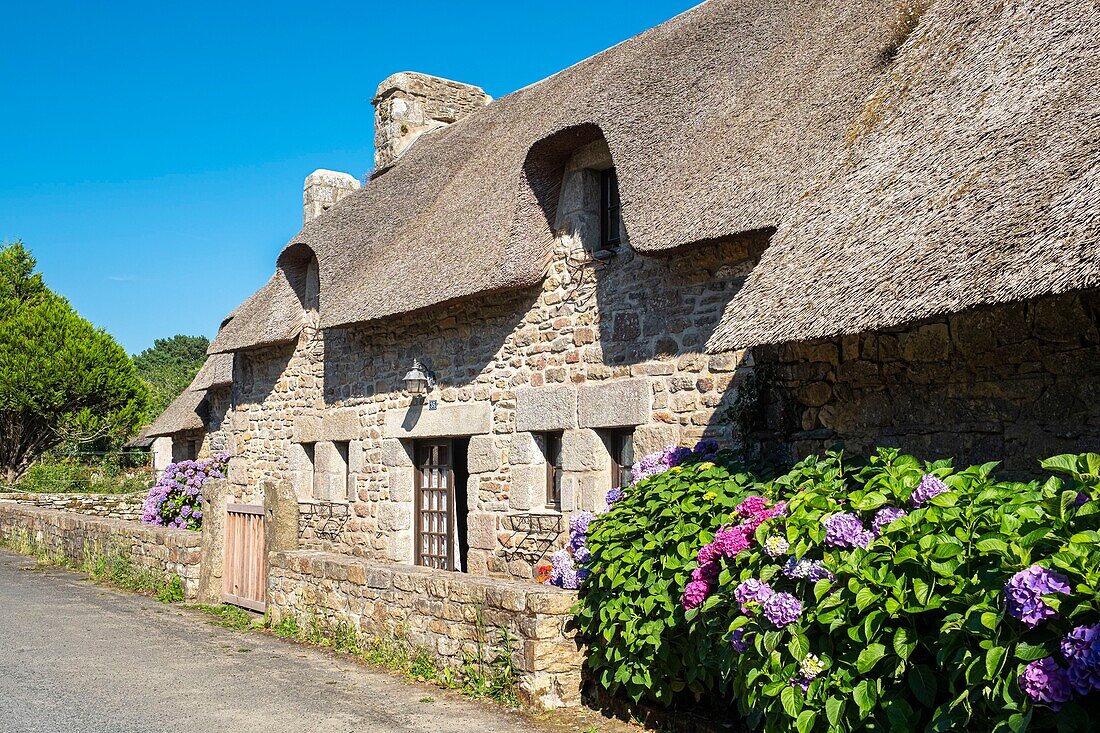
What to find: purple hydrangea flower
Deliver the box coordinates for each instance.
[783,557,834,582]
[142,454,227,530]
[1061,624,1100,667]
[630,452,665,484]
[734,579,774,613]
[762,592,803,628]
[1019,657,1073,710]
[1066,662,1100,697]
[693,439,720,457]
[910,474,950,506]
[605,488,625,506]
[823,512,873,549]
[730,628,748,653]
[569,511,595,542]
[790,676,810,693]
[630,442,713,484]
[549,549,581,590]
[872,506,907,535]
[1004,565,1072,628]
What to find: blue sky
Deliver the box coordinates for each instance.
[1,1,698,354]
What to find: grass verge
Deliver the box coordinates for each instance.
[190,603,519,706]
[0,527,184,603]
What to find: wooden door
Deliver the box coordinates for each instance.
[222,504,267,612]
[415,442,454,570]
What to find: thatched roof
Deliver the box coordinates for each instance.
[145,387,205,437]
[145,353,231,437]
[190,352,234,391]
[209,271,303,353]
[122,427,155,450]
[708,0,1100,352]
[211,0,901,353]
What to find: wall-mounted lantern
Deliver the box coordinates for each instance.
[402,359,435,396]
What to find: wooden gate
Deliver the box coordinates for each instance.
[222,504,267,612]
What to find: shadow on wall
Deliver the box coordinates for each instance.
[321,287,542,405]
[234,341,299,419]
[725,288,1100,477]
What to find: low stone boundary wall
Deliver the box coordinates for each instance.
[0,502,202,598]
[0,491,146,521]
[267,550,583,709]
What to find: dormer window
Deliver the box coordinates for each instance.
[600,167,622,250]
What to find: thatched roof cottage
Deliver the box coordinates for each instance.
[148,0,1100,583]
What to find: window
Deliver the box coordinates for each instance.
[601,429,635,490]
[541,432,564,510]
[333,441,350,500]
[301,442,316,498]
[600,168,622,250]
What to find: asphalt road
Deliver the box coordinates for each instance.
[0,549,540,733]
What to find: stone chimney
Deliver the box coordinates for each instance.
[303,169,361,224]
[372,72,490,173]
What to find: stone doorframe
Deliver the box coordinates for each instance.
[380,402,493,566]
[197,478,299,606]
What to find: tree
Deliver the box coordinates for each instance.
[0,242,147,484]
[133,334,210,421]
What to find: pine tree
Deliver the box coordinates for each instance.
[0,241,147,484]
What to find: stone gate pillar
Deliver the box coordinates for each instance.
[263,479,298,556]
[197,478,230,605]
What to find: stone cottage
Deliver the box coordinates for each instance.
[147,0,1100,582]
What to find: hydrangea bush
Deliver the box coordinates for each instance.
[141,452,228,530]
[575,445,1100,731]
[689,449,1100,732]
[573,443,763,703]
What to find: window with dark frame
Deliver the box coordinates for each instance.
[333,441,350,500]
[541,432,564,510]
[600,167,622,250]
[601,429,635,491]
[301,442,316,499]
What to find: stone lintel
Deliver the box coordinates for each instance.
[292,416,321,443]
[578,378,651,428]
[516,386,577,432]
[321,408,360,441]
[383,402,491,439]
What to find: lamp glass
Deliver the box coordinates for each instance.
[403,362,430,395]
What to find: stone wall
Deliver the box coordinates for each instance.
[0,491,146,521]
[761,289,1100,475]
[0,502,202,598]
[266,549,582,709]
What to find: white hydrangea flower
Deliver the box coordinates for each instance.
[800,654,826,680]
